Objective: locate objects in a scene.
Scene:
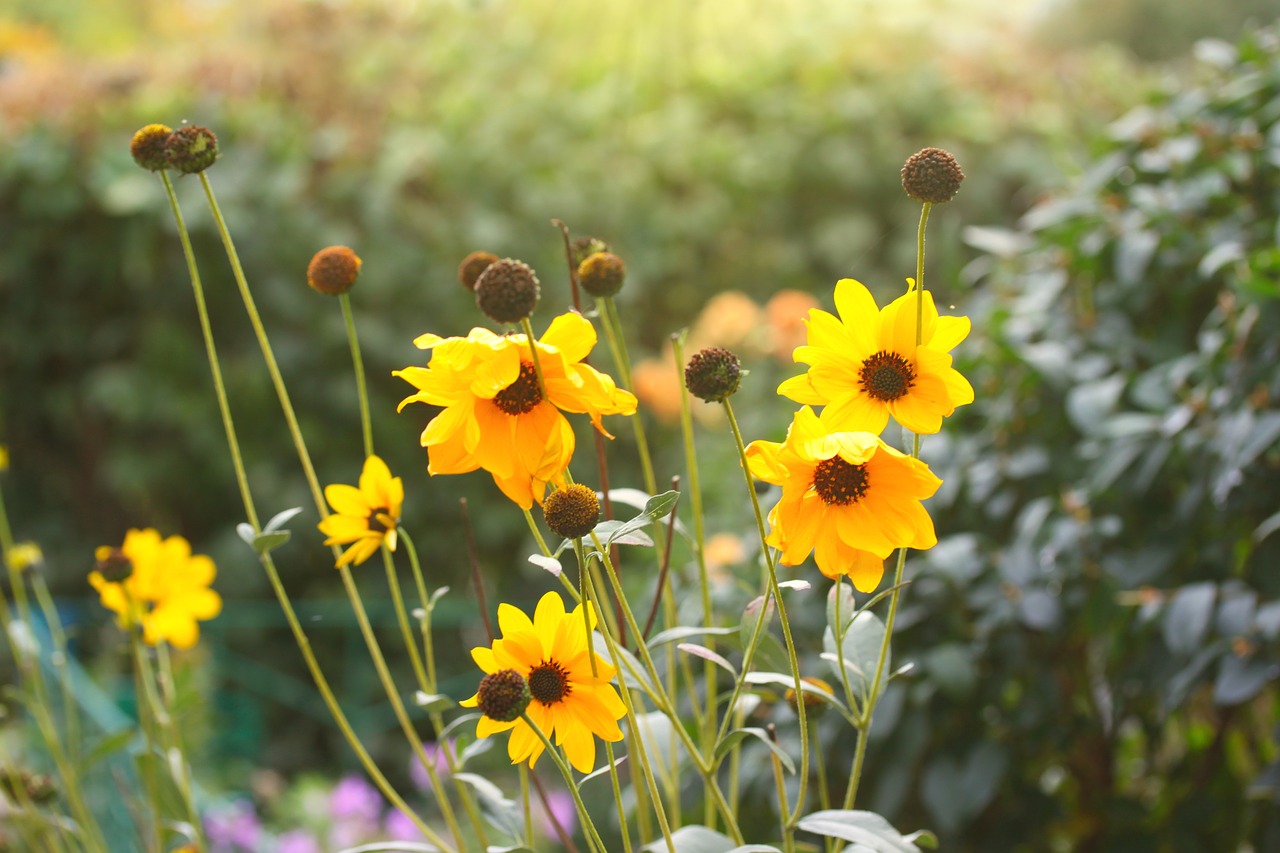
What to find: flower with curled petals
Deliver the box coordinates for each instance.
[460,591,625,773]
[394,312,637,509]
[746,406,941,592]
[778,278,973,435]
[318,455,403,568]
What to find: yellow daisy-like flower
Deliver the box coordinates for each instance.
[318,455,403,568]
[88,529,221,649]
[394,312,637,509]
[461,591,626,773]
[746,406,942,593]
[778,278,974,435]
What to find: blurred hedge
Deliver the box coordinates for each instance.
[8,0,1279,847]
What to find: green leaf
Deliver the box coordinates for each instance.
[827,581,855,640]
[713,727,795,774]
[413,692,456,712]
[640,824,741,852]
[236,522,290,556]
[647,625,738,650]
[577,754,627,790]
[795,809,924,852]
[676,643,737,679]
[439,713,481,741]
[822,610,888,703]
[133,751,188,824]
[454,773,523,843]
[264,506,303,532]
[84,728,136,770]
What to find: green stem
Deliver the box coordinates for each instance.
[518,712,607,853]
[603,739,633,853]
[843,200,933,809]
[599,297,658,497]
[198,173,327,518]
[30,574,81,770]
[520,764,534,844]
[129,631,166,853]
[769,733,794,853]
[520,317,550,401]
[672,332,718,827]
[380,546,433,700]
[722,400,808,836]
[155,643,205,850]
[340,293,374,460]
[165,174,451,852]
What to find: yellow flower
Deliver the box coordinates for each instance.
[461,591,626,773]
[0,444,8,471]
[746,406,942,592]
[88,529,221,649]
[318,455,403,568]
[6,541,43,572]
[395,313,637,509]
[778,278,973,435]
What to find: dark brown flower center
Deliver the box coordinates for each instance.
[494,361,543,416]
[527,659,572,705]
[96,548,134,583]
[367,507,392,534]
[858,350,915,402]
[812,457,869,506]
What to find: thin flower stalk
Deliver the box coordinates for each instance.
[671,331,719,827]
[0,503,106,853]
[30,572,82,768]
[155,643,205,849]
[128,627,168,853]
[341,292,374,459]
[768,728,794,853]
[162,177,453,852]
[722,399,810,836]
[517,711,608,853]
[844,200,933,810]
[586,530,745,843]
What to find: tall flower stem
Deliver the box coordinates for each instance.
[722,400,809,835]
[0,493,106,853]
[520,317,550,400]
[768,727,794,853]
[128,630,167,853]
[29,573,81,768]
[573,560,676,851]
[340,293,374,459]
[163,174,452,852]
[598,297,658,498]
[154,642,203,848]
[843,200,932,810]
[517,712,607,853]
[671,332,719,827]
[586,531,744,843]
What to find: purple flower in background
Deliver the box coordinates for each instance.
[539,789,576,840]
[384,809,426,841]
[330,774,383,823]
[276,830,321,853]
[205,799,263,852]
[409,740,454,790]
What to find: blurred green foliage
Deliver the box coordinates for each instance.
[4,0,1280,848]
[857,26,1280,851]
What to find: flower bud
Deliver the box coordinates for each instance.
[685,347,742,403]
[543,484,601,540]
[571,236,610,267]
[165,125,220,174]
[307,246,363,296]
[577,252,626,298]
[130,124,173,172]
[476,669,532,722]
[475,259,540,325]
[458,251,498,291]
[901,147,964,204]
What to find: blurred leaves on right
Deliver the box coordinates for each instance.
[879,26,1280,851]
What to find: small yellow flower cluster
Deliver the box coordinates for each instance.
[88,529,222,649]
[746,278,974,592]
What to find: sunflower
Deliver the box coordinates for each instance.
[394,312,637,509]
[318,454,403,568]
[778,278,973,435]
[88,529,222,649]
[461,591,625,773]
[746,406,941,592]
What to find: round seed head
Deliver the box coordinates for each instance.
[685,347,742,403]
[307,246,363,296]
[901,147,965,204]
[94,548,133,584]
[476,669,531,722]
[577,252,626,298]
[543,484,601,540]
[164,125,220,174]
[130,124,173,171]
[475,259,540,325]
[458,251,499,291]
